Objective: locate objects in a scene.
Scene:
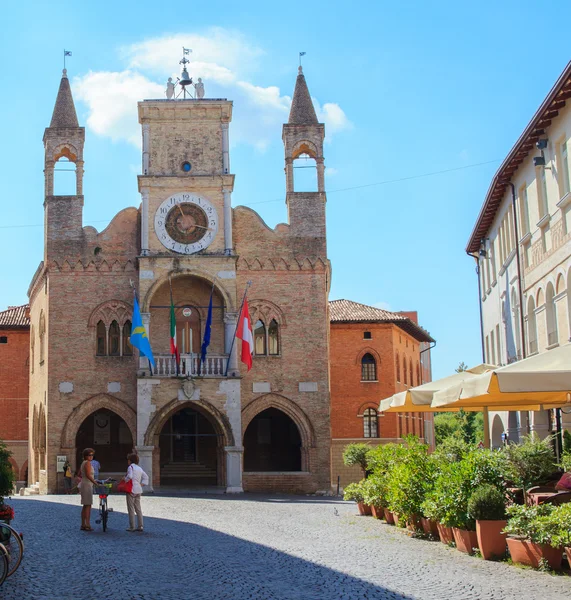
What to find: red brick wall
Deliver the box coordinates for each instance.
[0,328,29,441]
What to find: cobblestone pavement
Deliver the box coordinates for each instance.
[2,494,570,600]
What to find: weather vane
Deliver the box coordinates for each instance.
[299,51,306,69]
[165,47,205,100]
[63,49,72,70]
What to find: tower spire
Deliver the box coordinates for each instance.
[288,66,318,125]
[49,69,79,128]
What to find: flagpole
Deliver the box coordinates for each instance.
[199,280,216,376]
[224,281,252,377]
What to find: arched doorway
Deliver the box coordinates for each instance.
[75,409,133,474]
[491,414,505,449]
[158,406,218,485]
[243,408,302,472]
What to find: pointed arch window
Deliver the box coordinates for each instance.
[39,311,46,365]
[254,320,266,356]
[268,319,279,355]
[361,353,377,381]
[403,357,407,385]
[396,353,400,383]
[409,359,414,387]
[109,321,120,356]
[363,408,378,438]
[416,362,421,386]
[96,321,107,356]
[122,321,133,356]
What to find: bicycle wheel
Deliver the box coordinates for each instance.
[101,500,108,532]
[0,543,9,586]
[0,523,24,577]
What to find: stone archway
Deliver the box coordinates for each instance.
[242,394,315,472]
[491,414,505,449]
[144,399,235,487]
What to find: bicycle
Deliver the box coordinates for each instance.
[94,479,115,532]
[0,522,24,578]
[0,543,8,586]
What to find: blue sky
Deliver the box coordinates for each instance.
[1,1,570,379]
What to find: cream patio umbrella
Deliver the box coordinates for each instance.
[378,363,496,414]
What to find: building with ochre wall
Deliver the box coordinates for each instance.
[467,61,571,446]
[0,305,30,487]
[329,300,434,487]
[28,64,331,494]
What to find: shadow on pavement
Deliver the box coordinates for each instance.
[2,496,413,600]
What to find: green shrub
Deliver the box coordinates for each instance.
[0,440,15,503]
[432,436,472,464]
[343,481,365,503]
[547,503,571,548]
[361,476,385,508]
[563,430,571,454]
[467,484,506,521]
[342,443,371,478]
[503,434,556,490]
[504,504,557,544]
[559,451,571,472]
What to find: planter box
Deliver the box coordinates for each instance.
[357,502,372,516]
[436,523,454,545]
[506,538,563,570]
[476,520,507,560]
[420,517,440,539]
[371,505,384,520]
[453,527,479,554]
[383,508,395,524]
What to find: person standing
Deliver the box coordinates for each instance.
[90,455,101,480]
[124,453,149,532]
[79,448,98,531]
[63,459,73,494]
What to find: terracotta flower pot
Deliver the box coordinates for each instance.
[506,538,563,570]
[357,502,372,516]
[453,527,479,554]
[383,508,395,524]
[370,505,384,519]
[420,517,440,539]
[393,513,401,527]
[476,520,507,560]
[406,515,422,532]
[436,523,454,545]
[565,547,571,566]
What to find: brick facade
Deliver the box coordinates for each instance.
[0,306,30,483]
[329,300,434,488]
[27,66,331,494]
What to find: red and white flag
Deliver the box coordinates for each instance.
[236,297,254,371]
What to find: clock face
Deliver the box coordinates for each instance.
[154,193,218,254]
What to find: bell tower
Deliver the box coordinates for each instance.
[43,69,85,262]
[282,66,326,251]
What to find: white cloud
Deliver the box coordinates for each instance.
[74,28,351,152]
[373,301,392,311]
[326,167,338,177]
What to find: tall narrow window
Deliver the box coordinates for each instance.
[268,319,279,355]
[30,326,35,374]
[254,320,266,355]
[561,141,570,196]
[39,311,45,365]
[409,359,414,387]
[96,321,107,356]
[518,185,529,235]
[361,353,377,381]
[363,408,378,438]
[546,283,558,346]
[109,321,120,356]
[527,297,538,355]
[416,362,421,386]
[403,357,407,385]
[537,167,548,218]
[396,353,400,382]
[122,321,133,356]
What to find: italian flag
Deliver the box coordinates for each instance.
[170,295,180,364]
[236,297,254,371]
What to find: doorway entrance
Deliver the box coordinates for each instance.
[159,406,218,485]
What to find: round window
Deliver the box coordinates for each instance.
[182,162,192,172]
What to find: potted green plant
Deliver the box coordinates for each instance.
[343,481,371,516]
[548,503,571,566]
[504,504,563,570]
[468,484,507,560]
[366,443,406,525]
[361,476,385,519]
[342,443,371,479]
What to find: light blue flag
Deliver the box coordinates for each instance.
[130,295,155,368]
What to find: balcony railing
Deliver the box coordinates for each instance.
[151,353,228,378]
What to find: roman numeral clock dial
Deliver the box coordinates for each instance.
[154,193,219,254]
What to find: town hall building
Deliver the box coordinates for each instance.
[28,62,331,494]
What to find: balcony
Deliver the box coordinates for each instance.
[151,353,229,378]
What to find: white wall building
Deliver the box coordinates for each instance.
[467,61,571,447]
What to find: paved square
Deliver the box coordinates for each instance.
[2,494,570,599]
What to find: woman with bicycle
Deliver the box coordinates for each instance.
[79,448,98,531]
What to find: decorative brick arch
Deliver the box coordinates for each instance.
[8,457,18,475]
[144,398,235,447]
[53,142,80,163]
[19,460,28,482]
[354,347,381,365]
[292,140,319,160]
[88,299,132,328]
[61,394,137,448]
[143,270,235,313]
[357,401,380,417]
[242,393,315,448]
[249,299,287,327]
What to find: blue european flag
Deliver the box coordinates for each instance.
[130,295,155,368]
[200,290,213,367]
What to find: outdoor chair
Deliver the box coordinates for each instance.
[540,491,571,506]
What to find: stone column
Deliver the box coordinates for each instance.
[507,411,520,444]
[224,312,239,375]
[223,188,233,254]
[225,446,243,493]
[285,157,294,192]
[142,123,150,175]
[530,409,551,439]
[76,160,84,195]
[45,160,55,196]
[220,379,243,492]
[221,122,230,174]
[135,445,155,493]
[316,158,325,192]
[141,188,150,256]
